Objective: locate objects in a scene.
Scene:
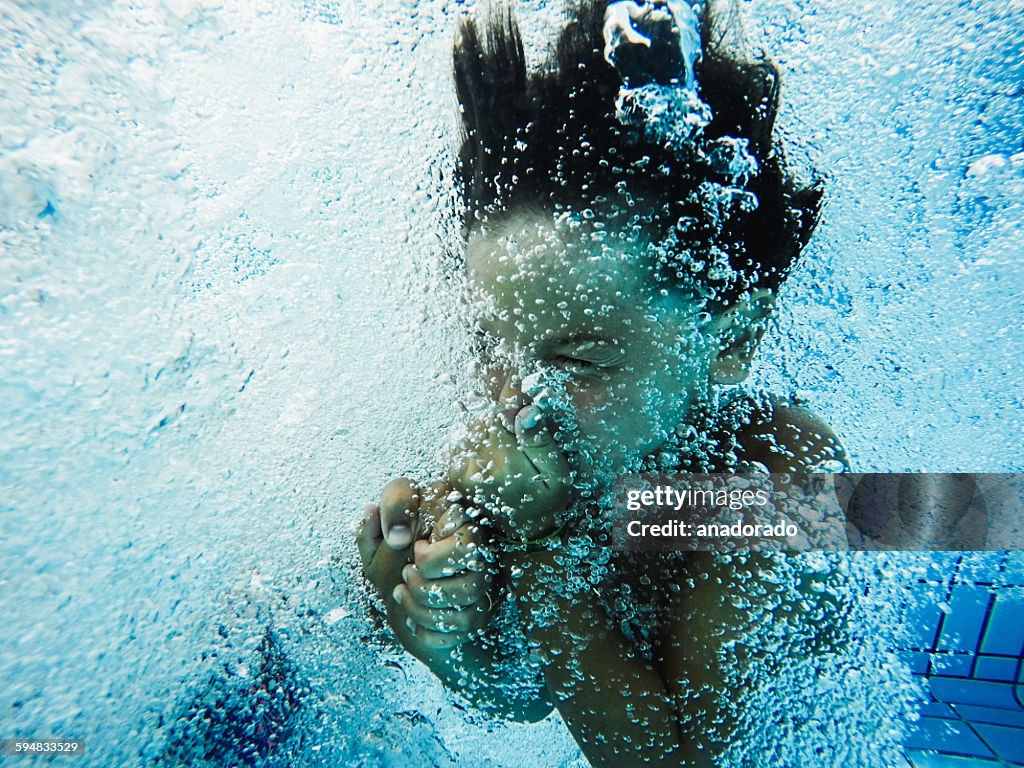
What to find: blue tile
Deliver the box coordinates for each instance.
[905,750,1001,767]
[920,699,959,719]
[973,722,1024,763]
[931,653,975,678]
[924,553,964,584]
[937,584,991,653]
[953,704,1024,729]
[1002,553,1024,587]
[954,553,1003,587]
[979,591,1024,656]
[903,593,946,651]
[905,650,932,674]
[929,678,1022,710]
[904,716,994,757]
[974,655,1020,683]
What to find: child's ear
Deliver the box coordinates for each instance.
[708,288,775,385]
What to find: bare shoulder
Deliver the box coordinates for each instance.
[733,395,849,472]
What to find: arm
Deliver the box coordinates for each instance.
[358,479,553,723]
[389,595,554,723]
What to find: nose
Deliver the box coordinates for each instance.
[498,371,527,406]
[492,368,530,430]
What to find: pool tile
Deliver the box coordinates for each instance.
[973,655,1019,682]
[905,750,1001,767]
[903,593,946,651]
[920,699,958,719]
[923,553,964,584]
[930,653,974,677]
[979,591,1024,656]
[953,704,1024,729]
[937,585,991,653]
[952,553,1003,586]
[928,678,1021,710]
[972,722,1024,763]
[904,650,932,674]
[903,556,1024,768]
[1001,552,1024,587]
[904,716,994,758]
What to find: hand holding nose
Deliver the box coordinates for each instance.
[492,370,529,433]
[448,403,573,540]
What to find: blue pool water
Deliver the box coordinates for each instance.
[1,0,1022,766]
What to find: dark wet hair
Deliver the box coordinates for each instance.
[452,0,823,305]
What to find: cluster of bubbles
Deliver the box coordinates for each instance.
[606,0,763,299]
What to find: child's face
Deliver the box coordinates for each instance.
[464,208,723,481]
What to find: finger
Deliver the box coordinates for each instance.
[414,525,489,580]
[356,502,383,569]
[433,496,477,541]
[417,481,452,541]
[402,562,488,609]
[392,583,483,635]
[400,622,471,652]
[513,405,572,485]
[447,426,495,495]
[379,477,419,550]
[365,531,413,598]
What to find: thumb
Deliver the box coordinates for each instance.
[379,477,420,550]
[514,404,571,482]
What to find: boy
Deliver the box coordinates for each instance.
[358,1,847,764]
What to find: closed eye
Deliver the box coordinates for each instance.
[551,354,595,370]
[548,341,626,372]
